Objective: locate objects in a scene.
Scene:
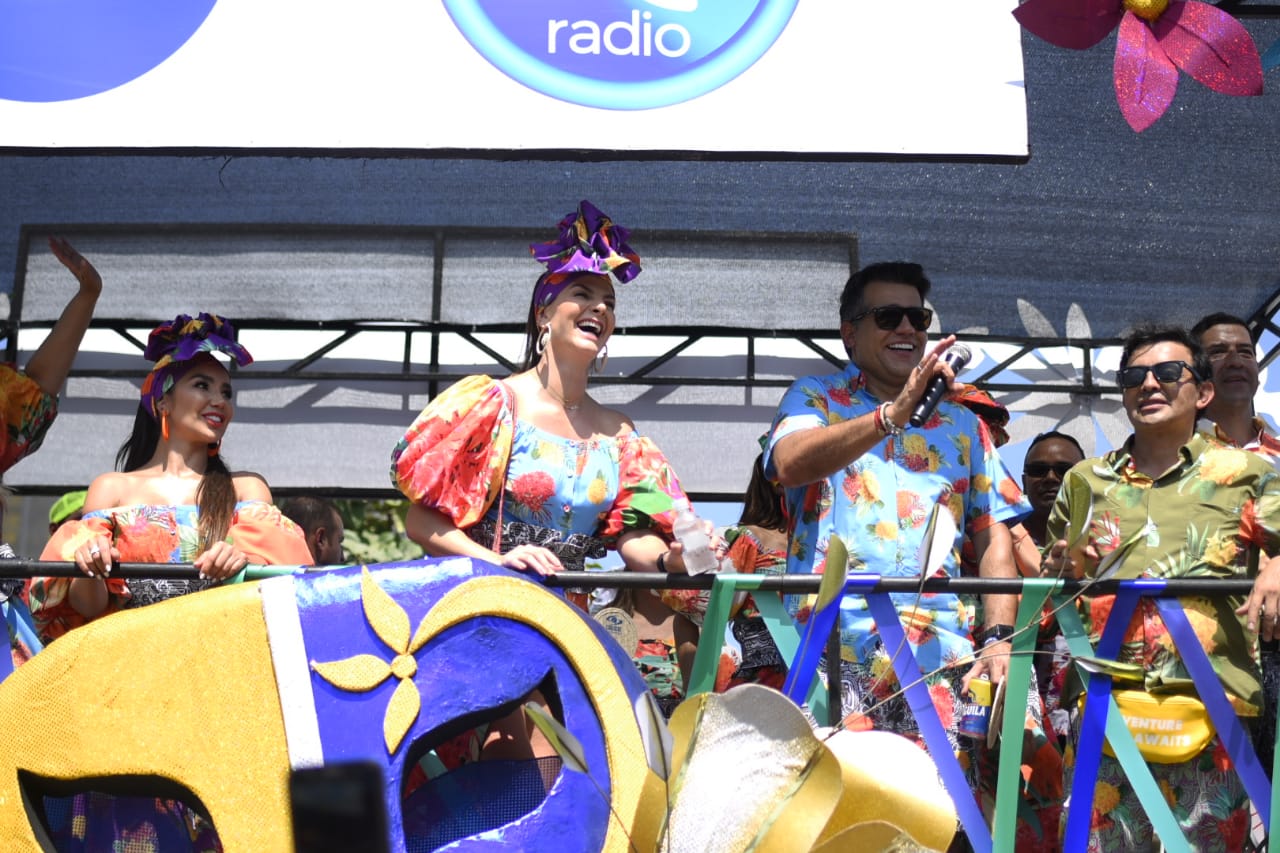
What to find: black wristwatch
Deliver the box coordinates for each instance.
[976,624,1016,646]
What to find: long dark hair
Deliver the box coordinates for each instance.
[739,454,786,531]
[115,402,236,553]
[520,287,543,371]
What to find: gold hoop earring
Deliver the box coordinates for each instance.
[594,343,609,374]
[536,325,550,355]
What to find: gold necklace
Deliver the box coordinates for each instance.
[543,382,584,412]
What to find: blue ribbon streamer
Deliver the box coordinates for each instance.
[781,578,843,708]
[751,584,829,723]
[1,594,43,682]
[860,578,993,853]
[1059,581,1190,853]
[1063,583,1139,850]
[0,614,11,682]
[1154,596,1271,823]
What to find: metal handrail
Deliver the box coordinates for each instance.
[0,562,1264,596]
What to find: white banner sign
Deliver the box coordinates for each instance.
[0,0,1027,155]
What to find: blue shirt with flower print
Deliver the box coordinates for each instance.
[765,363,1030,667]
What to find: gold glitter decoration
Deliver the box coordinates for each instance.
[310,566,430,754]
[664,684,843,852]
[663,685,957,852]
[816,729,958,851]
[1124,0,1169,22]
[0,582,295,851]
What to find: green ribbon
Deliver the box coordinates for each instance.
[231,565,310,583]
[685,574,828,722]
[992,579,1058,851]
[1274,698,1280,853]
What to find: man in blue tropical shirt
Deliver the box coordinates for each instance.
[765,261,1028,751]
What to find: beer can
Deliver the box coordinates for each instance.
[958,676,992,739]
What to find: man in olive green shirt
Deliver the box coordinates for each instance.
[1043,325,1280,851]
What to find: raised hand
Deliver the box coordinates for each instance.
[48,236,102,297]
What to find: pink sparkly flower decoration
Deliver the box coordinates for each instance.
[1013,0,1263,131]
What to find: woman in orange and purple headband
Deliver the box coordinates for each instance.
[28,312,313,647]
[391,201,715,756]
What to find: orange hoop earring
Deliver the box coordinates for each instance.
[161,413,170,442]
[207,441,220,458]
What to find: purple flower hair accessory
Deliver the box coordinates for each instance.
[139,313,253,420]
[529,200,642,308]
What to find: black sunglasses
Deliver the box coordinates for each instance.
[1024,461,1074,478]
[1116,360,1199,389]
[848,305,934,332]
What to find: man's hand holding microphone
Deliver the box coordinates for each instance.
[885,335,972,430]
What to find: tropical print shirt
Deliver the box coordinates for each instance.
[1044,432,1280,713]
[765,363,1029,666]
[0,363,50,665]
[28,501,312,644]
[1198,415,1280,470]
[391,375,688,547]
[0,364,57,475]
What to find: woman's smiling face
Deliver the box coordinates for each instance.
[539,273,616,355]
[163,353,234,443]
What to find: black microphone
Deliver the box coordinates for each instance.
[909,343,972,428]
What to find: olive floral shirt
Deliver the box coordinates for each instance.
[1045,432,1280,713]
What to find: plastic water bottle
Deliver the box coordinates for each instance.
[672,497,719,575]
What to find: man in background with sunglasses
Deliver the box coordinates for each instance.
[1020,432,1086,549]
[1019,431,1086,746]
[765,261,1029,796]
[1042,324,1280,850]
[1192,312,1280,783]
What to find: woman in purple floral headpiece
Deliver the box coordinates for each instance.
[25,312,313,852]
[30,312,312,643]
[390,201,717,781]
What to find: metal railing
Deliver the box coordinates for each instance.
[2,564,1274,853]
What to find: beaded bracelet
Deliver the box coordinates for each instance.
[878,402,904,437]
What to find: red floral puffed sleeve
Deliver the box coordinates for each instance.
[389,375,514,529]
[598,431,687,543]
[27,515,130,644]
[229,500,315,565]
[0,364,58,475]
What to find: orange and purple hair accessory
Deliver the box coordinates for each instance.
[139,313,252,420]
[529,200,641,308]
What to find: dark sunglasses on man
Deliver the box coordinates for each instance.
[1116,360,1200,389]
[1023,461,1074,479]
[849,305,934,332]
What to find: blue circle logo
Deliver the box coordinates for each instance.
[0,1,217,103]
[443,0,799,110]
